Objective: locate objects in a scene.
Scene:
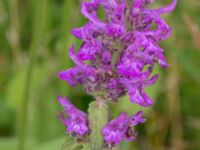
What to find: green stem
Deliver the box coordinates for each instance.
[18,0,47,149]
[166,51,183,149]
[88,98,109,150]
[18,50,34,150]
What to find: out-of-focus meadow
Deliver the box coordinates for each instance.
[0,0,200,150]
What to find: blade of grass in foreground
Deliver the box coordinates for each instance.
[18,0,48,149]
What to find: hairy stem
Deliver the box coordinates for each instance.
[88,98,109,150]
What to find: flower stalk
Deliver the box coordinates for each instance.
[88,98,109,150]
[57,0,177,149]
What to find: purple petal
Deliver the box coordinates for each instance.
[143,74,158,87]
[106,24,124,38]
[71,27,83,39]
[102,113,129,145]
[144,18,171,41]
[80,22,104,42]
[58,96,89,136]
[58,67,84,86]
[78,43,101,60]
[57,96,72,109]
[129,88,153,107]
[129,111,146,126]
[155,0,177,14]
[69,45,92,70]
[81,2,105,28]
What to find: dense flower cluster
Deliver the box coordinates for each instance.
[102,111,145,145]
[58,0,176,146]
[58,96,89,136]
[59,0,176,106]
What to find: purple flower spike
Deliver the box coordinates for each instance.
[102,111,145,145]
[58,0,177,145]
[59,0,176,106]
[58,96,89,136]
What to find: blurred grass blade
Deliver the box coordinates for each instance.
[183,14,200,50]
[8,0,21,67]
[18,0,48,150]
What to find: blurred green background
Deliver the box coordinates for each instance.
[0,0,200,150]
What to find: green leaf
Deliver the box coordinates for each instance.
[88,100,109,150]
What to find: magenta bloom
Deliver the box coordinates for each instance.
[59,0,177,107]
[58,96,89,136]
[102,111,145,145]
[102,113,129,145]
[58,0,177,146]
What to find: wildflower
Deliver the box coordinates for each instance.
[58,0,177,147]
[59,0,177,106]
[102,113,129,145]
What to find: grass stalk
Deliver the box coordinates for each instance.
[166,51,183,150]
[18,0,47,149]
